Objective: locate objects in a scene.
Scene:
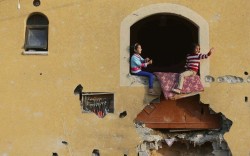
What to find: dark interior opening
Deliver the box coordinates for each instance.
[130,13,198,73]
[156,141,214,155]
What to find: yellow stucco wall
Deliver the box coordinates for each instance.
[0,0,250,155]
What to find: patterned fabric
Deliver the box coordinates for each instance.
[154,72,204,99]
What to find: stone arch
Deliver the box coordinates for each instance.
[120,3,210,87]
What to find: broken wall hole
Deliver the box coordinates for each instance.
[52,153,58,156]
[92,149,100,156]
[217,75,243,83]
[33,0,41,7]
[205,75,215,83]
[204,75,250,83]
[119,111,127,118]
[74,84,114,118]
[74,84,83,101]
[136,126,232,156]
[62,141,68,145]
[152,141,230,155]
[247,76,250,83]
[135,95,233,156]
[245,96,248,102]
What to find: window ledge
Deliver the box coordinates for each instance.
[22,51,48,55]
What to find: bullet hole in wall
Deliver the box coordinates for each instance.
[205,75,215,83]
[244,72,248,75]
[40,73,42,75]
[119,111,127,118]
[62,141,68,145]
[52,153,58,156]
[92,149,100,156]
[245,96,248,102]
[33,0,40,7]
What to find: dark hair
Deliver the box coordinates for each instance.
[134,43,141,52]
[190,43,199,53]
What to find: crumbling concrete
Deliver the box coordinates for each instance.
[205,75,215,83]
[136,125,163,156]
[127,73,148,86]
[247,76,250,83]
[135,112,232,156]
[205,75,248,84]
[131,74,246,85]
[217,75,243,83]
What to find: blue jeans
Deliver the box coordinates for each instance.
[133,71,154,89]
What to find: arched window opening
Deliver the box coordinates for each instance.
[130,13,198,73]
[24,13,49,51]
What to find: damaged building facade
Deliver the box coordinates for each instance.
[0,0,250,155]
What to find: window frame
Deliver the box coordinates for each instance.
[120,3,210,87]
[23,13,49,55]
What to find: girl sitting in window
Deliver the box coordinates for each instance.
[130,43,159,95]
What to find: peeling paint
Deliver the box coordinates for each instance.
[205,75,215,83]
[205,75,250,84]
[217,75,243,83]
[247,76,250,83]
